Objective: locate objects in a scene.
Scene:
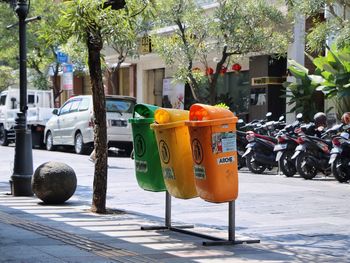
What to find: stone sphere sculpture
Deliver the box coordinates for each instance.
[32,162,77,204]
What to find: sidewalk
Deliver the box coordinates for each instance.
[0,181,291,263]
[1,145,350,262]
[1,178,348,263]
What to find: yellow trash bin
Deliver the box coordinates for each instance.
[185,104,238,203]
[151,108,198,199]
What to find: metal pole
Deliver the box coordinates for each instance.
[11,0,33,196]
[165,191,171,227]
[228,201,235,241]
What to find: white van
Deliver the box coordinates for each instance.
[44,95,136,155]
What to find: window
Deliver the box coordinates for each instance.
[106,98,135,113]
[28,95,35,104]
[79,98,90,111]
[59,101,72,115]
[0,95,6,106]
[70,99,81,112]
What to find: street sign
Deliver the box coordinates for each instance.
[57,52,68,64]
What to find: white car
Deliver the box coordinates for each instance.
[44,95,136,155]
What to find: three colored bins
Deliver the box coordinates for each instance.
[129,104,166,192]
[130,103,239,203]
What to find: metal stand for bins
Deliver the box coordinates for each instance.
[141,192,260,246]
[141,191,194,231]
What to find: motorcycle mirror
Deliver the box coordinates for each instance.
[266,112,272,118]
[238,119,244,124]
[279,116,285,121]
[296,113,303,120]
[317,126,325,132]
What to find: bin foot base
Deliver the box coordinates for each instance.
[203,239,261,246]
[141,225,194,231]
[169,227,260,246]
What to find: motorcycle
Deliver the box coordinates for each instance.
[292,123,343,180]
[242,114,285,174]
[274,113,303,177]
[237,130,248,170]
[236,118,266,170]
[329,124,350,183]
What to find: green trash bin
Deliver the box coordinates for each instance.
[129,104,166,192]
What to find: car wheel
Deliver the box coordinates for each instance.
[74,132,87,154]
[46,131,55,151]
[0,125,9,146]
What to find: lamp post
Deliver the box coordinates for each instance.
[10,0,33,196]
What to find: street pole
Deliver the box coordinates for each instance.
[10,0,33,196]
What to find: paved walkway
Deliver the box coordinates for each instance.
[0,146,350,262]
[0,183,273,263]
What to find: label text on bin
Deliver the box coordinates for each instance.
[135,160,148,172]
[163,167,175,180]
[217,156,234,165]
[194,165,206,179]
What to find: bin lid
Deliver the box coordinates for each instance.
[129,104,159,124]
[189,103,234,121]
[154,108,189,124]
[134,104,159,118]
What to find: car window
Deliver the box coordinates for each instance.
[79,97,90,111]
[106,98,135,113]
[0,95,6,105]
[28,94,35,104]
[70,99,81,112]
[59,101,72,115]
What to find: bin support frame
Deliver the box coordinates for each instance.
[140,191,194,231]
[141,192,260,246]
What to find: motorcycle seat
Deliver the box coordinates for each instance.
[255,133,278,144]
[309,136,333,147]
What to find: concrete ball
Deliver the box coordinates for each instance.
[32,162,77,204]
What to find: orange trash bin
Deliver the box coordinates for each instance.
[151,108,198,199]
[185,104,238,203]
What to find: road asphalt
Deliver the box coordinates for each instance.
[0,145,349,262]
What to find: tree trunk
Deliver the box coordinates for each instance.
[86,26,108,214]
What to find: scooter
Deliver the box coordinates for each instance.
[274,113,303,177]
[292,123,343,179]
[329,124,350,183]
[242,114,285,174]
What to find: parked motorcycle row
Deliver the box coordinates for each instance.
[237,112,350,183]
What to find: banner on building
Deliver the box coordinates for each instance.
[162,78,185,109]
[62,64,73,90]
[140,35,152,54]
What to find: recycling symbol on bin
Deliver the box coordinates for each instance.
[134,134,146,157]
[159,140,170,164]
[192,139,203,164]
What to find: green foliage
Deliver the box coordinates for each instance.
[282,60,319,122]
[152,0,290,104]
[0,65,17,92]
[287,1,350,53]
[214,102,229,110]
[311,45,350,113]
[0,0,66,91]
[0,2,18,69]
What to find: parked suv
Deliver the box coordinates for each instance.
[44,95,136,155]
